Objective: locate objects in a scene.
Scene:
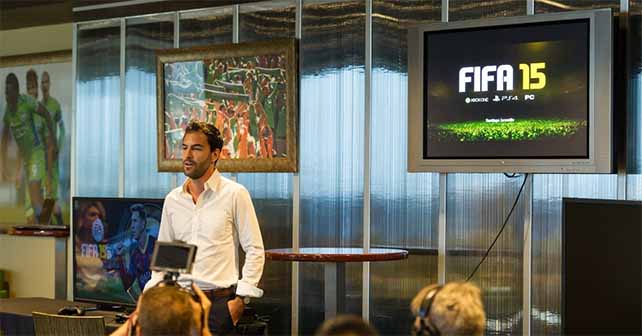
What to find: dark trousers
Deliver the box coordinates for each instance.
[208,294,235,335]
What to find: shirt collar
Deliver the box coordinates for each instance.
[182,168,222,195]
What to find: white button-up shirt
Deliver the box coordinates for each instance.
[144,169,265,298]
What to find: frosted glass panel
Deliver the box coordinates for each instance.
[370,254,438,334]
[628,175,642,200]
[629,18,642,173]
[76,24,121,197]
[446,173,526,334]
[236,2,295,334]
[370,1,440,333]
[179,7,233,48]
[449,0,526,21]
[535,0,619,13]
[240,0,296,42]
[124,16,174,198]
[299,0,365,333]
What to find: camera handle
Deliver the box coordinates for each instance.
[162,271,180,285]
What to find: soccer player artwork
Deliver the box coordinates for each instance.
[0,51,71,226]
[156,39,298,172]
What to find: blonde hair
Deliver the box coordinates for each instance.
[410,282,485,336]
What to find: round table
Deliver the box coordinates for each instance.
[266,247,408,318]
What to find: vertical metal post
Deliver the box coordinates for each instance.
[233,4,240,44]
[172,11,180,189]
[119,19,126,197]
[437,0,449,287]
[55,238,67,299]
[522,5,534,335]
[618,0,629,200]
[69,22,79,301]
[522,174,533,336]
[229,4,240,184]
[292,1,302,334]
[362,0,372,322]
[438,173,446,284]
[621,0,629,12]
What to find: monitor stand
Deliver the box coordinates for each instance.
[95,303,129,312]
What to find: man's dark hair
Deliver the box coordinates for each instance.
[184,119,223,152]
[5,73,18,88]
[138,286,195,336]
[80,201,105,221]
[26,69,37,83]
[315,315,378,336]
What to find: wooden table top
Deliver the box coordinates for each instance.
[265,247,408,262]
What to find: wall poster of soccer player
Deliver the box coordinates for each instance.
[156,38,298,172]
[0,51,71,226]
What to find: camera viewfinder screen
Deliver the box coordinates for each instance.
[73,198,163,305]
[424,19,589,159]
[154,245,191,270]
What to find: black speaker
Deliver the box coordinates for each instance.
[562,198,642,335]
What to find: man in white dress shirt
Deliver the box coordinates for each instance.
[144,120,265,335]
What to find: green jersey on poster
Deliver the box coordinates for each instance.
[3,94,45,158]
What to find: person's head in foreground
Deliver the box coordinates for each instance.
[315,314,378,336]
[125,283,211,336]
[410,282,485,336]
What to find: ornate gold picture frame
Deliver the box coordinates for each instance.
[156,39,298,172]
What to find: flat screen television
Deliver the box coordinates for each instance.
[408,9,613,173]
[72,197,163,306]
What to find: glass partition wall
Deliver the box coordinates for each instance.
[74,1,629,334]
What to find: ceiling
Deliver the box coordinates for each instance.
[0,0,258,30]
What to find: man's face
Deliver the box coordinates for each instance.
[83,206,101,225]
[130,211,145,240]
[27,78,38,99]
[41,73,50,96]
[5,81,18,107]
[182,131,219,179]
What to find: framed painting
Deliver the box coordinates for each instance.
[156,38,298,172]
[0,50,71,225]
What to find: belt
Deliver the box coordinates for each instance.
[202,286,235,299]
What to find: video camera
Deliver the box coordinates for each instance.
[150,241,200,301]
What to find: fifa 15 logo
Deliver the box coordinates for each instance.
[458,63,546,92]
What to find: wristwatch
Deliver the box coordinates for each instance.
[236,295,251,305]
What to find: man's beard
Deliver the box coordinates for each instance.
[183,160,211,179]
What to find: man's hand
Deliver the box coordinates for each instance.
[192,283,213,336]
[227,296,245,326]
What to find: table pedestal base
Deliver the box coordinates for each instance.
[324,262,345,319]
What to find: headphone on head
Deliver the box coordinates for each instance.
[412,285,443,336]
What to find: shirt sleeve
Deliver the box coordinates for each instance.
[233,186,265,298]
[143,198,175,291]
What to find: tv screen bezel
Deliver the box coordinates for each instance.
[407,9,613,173]
[72,196,165,307]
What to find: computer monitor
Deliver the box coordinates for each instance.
[72,197,163,307]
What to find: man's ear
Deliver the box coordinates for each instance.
[211,148,221,164]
